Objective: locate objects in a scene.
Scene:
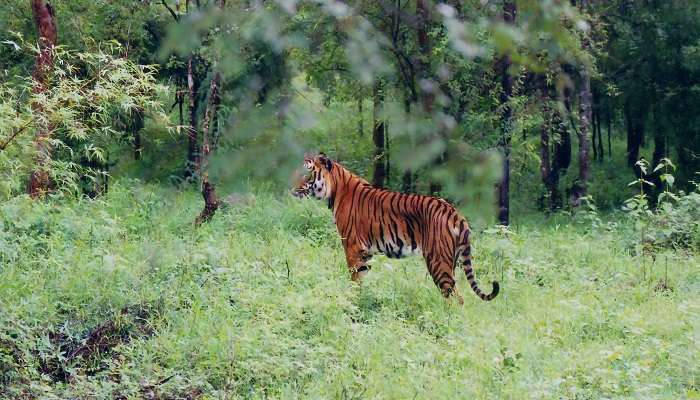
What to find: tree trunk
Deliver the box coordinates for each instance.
[372,80,387,188]
[416,0,442,194]
[185,56,200,179]
[591,106,598,161]
[178,82,184,127]
[625,105,634,166]
[571,69,592,206]
[357,97,364,137]
[416,0,433,113]
[401,98,414,193]
[196,0,225,223]
[625,103,643,168]
[649,106,666,201]
[570,0,592,207]
[27,0,58,198]
[497,1,516,225]
[196,72,222,225]
[596,108,603,160]
[607,112,612,157]
[552,108,571,174]
[651,133,665,197]
[385,122,391,187]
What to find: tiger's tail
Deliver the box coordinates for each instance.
[457,225,499,301]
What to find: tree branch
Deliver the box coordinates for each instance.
[0,119,34,152]
[160,0,179,21]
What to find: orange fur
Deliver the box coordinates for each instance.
[293,154,499,302]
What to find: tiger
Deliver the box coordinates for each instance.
[292,153,499,303]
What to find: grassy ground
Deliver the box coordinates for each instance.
[1,181,699,399]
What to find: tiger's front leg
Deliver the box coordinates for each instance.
[343,242,372,282]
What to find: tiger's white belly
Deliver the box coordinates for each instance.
[364,240,422,259]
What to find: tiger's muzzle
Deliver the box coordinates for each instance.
[291,177,313,198]
[291,186,310,198]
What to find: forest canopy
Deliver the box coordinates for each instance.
[0,0,695,220]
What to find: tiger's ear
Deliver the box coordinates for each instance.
[318,153,333,172]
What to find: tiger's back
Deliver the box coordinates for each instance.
[337,185,460,260]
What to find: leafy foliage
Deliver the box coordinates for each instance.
[1,1,700,398]
[1,182,699,398]
[0,40,165,197]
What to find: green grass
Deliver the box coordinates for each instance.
[1,181,699,399]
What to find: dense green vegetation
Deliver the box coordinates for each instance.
[2,0,700,398]
[2,182,699,398]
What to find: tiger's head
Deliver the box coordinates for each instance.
[291,153,334,200]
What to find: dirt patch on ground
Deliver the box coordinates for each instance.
[3,304,205,399]
[38,304,155,383]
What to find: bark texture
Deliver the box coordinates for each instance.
[570,0,592,207]
[196,72,222,225]
[497,1,516,225]
[372,81,387,188]
[27,0,58,198]
[571,68,592,206]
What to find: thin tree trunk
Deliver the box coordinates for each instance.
[571,69,592,206]
[497,1,516,225]
[625,105,634,166]
[591,106,598,160]
[416,0,433,113]
[625,103,643,169]
[416,0,442,194]
[357,97,364,137]
[178,83,184,127]
[635,118,645,164]
[559,85,574,173]
[570,0,592,207]
[596,109,602,159]
[593,110,605,161]
[27,0,58,198]
[196,0,225,223]
[550,111,566,210]
[372,80,387,188]
[401,98,414,193]
[185,56,200,178]
[552,107,571,174]
[196,73,221,225]
[385,122,391,187]
[607,112,611,157]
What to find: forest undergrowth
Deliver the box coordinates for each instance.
[1,181,699,399]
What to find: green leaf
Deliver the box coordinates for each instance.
[661,174,675,187]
